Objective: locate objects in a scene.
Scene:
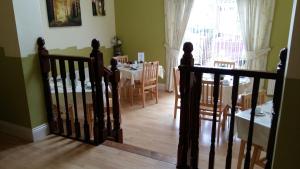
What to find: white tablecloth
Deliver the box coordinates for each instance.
[202,74,251,106]
[236,101,273,149]
[117,63,164,85]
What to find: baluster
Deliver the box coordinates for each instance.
[104,73,112,136]
[177,42,194,169]
[110,58,122,142]
[188,71,202,169]
[90,39,106,143]
[208,73,220,169]
[225,75,240,169]
[88,60,99,145]
[265,48,287,169]
[243,77,260,169]
[69,60,81,139]
[59,59,72,136]
[78,61,90,142]
[50,58,64,134]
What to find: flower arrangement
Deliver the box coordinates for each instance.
[111,36,123,56]
[111,36,122,47]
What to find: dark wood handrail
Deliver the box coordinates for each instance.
[179,65,278,79]
[42,54,91,61]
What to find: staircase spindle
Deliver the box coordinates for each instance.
[243,77,260,169]
[59,59,72,136]
[208,73,220,169]
[225,75,240,169]
[50,58,64,134]
[104,73,112,136]
[69,60,81,139]
[78,61,90,142]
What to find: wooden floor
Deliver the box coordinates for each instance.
[0,133,175,169]
[119,91,260,169]
[0,91,262,169]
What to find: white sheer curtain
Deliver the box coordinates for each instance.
[164,0,194,92]
[236,0,276,71]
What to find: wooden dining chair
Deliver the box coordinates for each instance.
[222,90,267,130]
[237,90,267,169]
[240,90,267,110]
[200,80,228,143]
[214,61,235,69]
[113,55,128,64]
[173,67,180,119]
[135,61,159,108]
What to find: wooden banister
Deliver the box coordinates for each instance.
[37,37,123,145]
[176,41,287,169]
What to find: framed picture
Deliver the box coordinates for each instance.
[46,0,82,27]
[92,0,106,16]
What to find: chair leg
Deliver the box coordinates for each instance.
[217,120,221,144]
[142,88,145,108]
[155,86,158,104]
[237,140,246,169]
[250,146,260,169]
[174,97,178,119]
[130,85,133,106]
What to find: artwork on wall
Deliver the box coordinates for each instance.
[92,0,106,16]
[46,0,82,27]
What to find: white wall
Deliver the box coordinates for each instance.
[40,0,116,50]
[12,0,45,57]
[0,0,21,57]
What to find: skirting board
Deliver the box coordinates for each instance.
[0,120,49,142]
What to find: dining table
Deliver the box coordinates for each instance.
[202,74,252,106]
[116,63,165,86]
[235,101,273,150]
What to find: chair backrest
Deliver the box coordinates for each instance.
[173,68,180,97]
[200,80,223,111]
[142,61,159,87]
[113,55,128,64]
[240,90,267,110]
[214,61,235,69]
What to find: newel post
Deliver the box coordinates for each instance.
[110,58,123,143]
[265,48,288,169]
[37,37,55,132]
[177,42,194,169]
[90,39,106,144]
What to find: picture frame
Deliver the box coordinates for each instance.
[46,0,82,27]
[92,0,106,16]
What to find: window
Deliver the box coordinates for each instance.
[180,0,246,68]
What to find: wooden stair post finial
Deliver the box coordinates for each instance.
[37,37,55,132]
[177,42,194,169]
[180,42,194,66]
[90,39,107,144]
[110,55,123,143]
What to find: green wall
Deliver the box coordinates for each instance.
[21,46,113,128]
[273,78,300,169]
[0,47,32,128]
[114,0,166,82]
[267,0,293,71]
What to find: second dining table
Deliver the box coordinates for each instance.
[116,63,165,86]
